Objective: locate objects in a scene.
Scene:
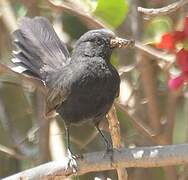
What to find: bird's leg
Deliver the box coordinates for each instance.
[65,125,78,173]
[65,125,73,155]
[95,123,113,153]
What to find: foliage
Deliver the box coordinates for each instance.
[94,0,128,28]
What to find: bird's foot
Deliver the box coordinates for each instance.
[106,143,113,153]
[103,143,114,162]
[66,149,83,173]
[66,149,78,173]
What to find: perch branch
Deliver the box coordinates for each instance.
[3,144,188,180]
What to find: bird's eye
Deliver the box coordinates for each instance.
[95,38,105,45]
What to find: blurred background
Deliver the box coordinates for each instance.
[0,0,188,179]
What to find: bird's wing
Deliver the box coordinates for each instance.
[12,17,70,78]
[46,62,85,113]
[45,67,74,114]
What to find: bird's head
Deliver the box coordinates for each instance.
[72,29,134,61]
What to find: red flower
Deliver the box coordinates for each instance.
[158,17,188,52]
[173,31,185,42]
[168,49,188,90]
[157,33,175,51]
[157,16,188,90]
[176,49,188,72]
[169,72,188,90]
[168,75,184,90]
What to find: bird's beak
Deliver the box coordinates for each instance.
[110,37,135,48]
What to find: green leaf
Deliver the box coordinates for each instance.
[14,2,27,18]
[94,0,128,28]
[143,16,173,44]
[111,52,118,67]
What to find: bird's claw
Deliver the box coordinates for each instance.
[105,141,113,153]
[103,143,114,163]
[66,149,83,173]
[66,149,78,173]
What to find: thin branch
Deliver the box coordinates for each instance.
[135,41,175,63]
[116,103,158,142]
[138,0,188,16]
[107,105,128,180]
[34,89,51,163]
[3,144,188,180]
[138,52,161,133]
[49,119,66,160]
[47,0,105,28]
[0,144,25,160]
[164,92,179,143]
[162,91,180,180]
[0,0,17,32]
[108,106,122,149]
[0,93,33,157]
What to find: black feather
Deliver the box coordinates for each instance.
[12,17,70,79]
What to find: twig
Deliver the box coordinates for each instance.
[117,103,158,142]
[0,0,17,32]
[138,52,161,133]
[135,41,175,63]
[138,0,188,16]
[162,91,180,180]
[3,144,188,180]
[47,0,105,28]
[107,105,128,180]
[181,97,188,180]
[49,119,67,160]
[0,144,25,160]
[108,106,122,148]
[164,92,179,143]
[0,93,33,157]
[34,89,50,163]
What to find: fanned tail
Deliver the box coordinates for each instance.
[11,16,70,81]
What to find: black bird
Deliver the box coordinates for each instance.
[11,17,133,161]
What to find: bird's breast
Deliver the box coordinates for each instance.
[58,60,120,125]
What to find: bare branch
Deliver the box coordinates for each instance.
[34,89,50,163]
[0,144,25,160]
[0,0,17,32]
[3,144,188,180]
[164,92,180,143]
[107,105,128,180]
[135,41,175,63]
[116,103,159,142]
[47,0,105,28]
[138,0,188,16]
[138,53,161,133]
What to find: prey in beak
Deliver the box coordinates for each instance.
[110,37,135,48]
